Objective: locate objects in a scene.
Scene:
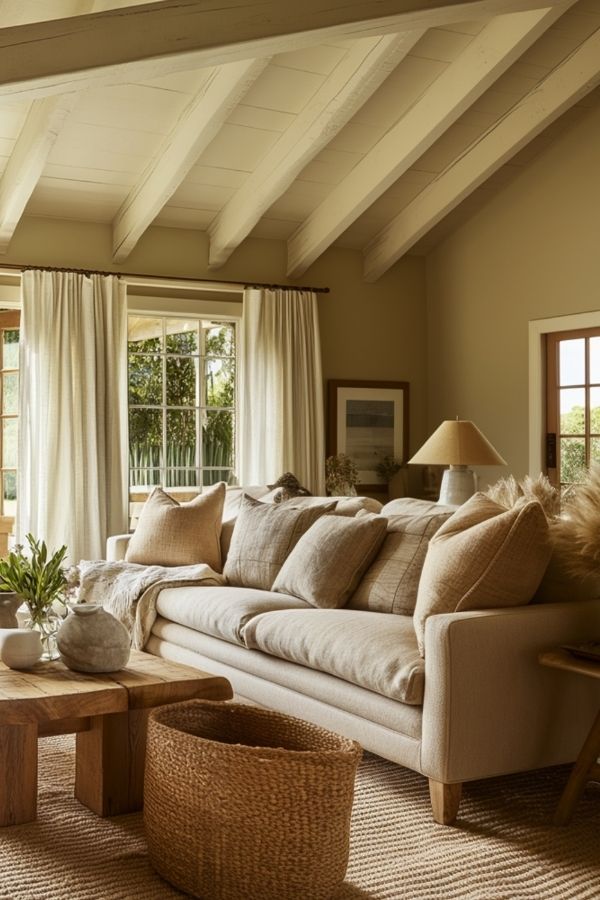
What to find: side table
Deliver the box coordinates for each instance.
[538,648,600,825]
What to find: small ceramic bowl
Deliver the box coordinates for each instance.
[0,628,42,669]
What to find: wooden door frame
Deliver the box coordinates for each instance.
[529,311,600,476]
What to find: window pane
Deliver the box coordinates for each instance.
[128,354,162,405]
[128,317,162,352]
[166,319,198,354]
[203,410,234,469]
[204,323,235,357]
[166,409,197,469]
[129,408,162,471]
[3,471,15,516]
[204,358,235,407]
[559,388,585,434]
[166,357,197,406]
[591,437,600,465]
[559,338,585,386]
[2,329,18,369]
[560,437,585,484]
[590,387,600,433]
[2,418,16,467]
[165,469,199,489]
[130,468,161,488]
[590,337,600,384]
[2,372,18,415]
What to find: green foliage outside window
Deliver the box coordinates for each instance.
[559,404,600,484]
[128,319,236,488]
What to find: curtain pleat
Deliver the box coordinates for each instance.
[238,288,325,494]
[17,270,128,562]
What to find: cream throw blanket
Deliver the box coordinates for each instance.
[78,560,224,649]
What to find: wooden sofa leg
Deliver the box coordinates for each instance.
[429,779,462,825]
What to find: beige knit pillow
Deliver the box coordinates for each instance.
[223,495,333,590]
[349,498,456,615]
[125,482,225,570]
[413,493,551,656]
[272,514,388,609]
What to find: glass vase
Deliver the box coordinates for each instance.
[26,610,63,661]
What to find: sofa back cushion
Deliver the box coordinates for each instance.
[348,498,456,615]
[223,495,332,590]
[125,482,225,570]
[413,493,551,655]
[272,514,387,608]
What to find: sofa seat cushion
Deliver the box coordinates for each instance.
[243,608,424,705]
[349,498,456,615]
[155,586,311,647]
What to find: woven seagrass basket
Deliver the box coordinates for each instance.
[144,699,362,900]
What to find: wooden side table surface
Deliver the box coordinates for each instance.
[0,650,233,826]
[539,647,600,825]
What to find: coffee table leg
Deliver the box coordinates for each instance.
[0,723,37,826]
[75,709,149,817]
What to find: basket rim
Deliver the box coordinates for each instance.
[148,698,363,758]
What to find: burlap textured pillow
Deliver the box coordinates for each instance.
[413,493,551,656]
[125,482,225,570]
[223,495,333,590]
[272,514,388,609]
[349,498,456,615]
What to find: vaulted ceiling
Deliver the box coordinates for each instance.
[0,0,599,281]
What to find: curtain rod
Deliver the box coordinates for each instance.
[0,262,330,294]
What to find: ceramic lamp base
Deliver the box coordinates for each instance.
[438,465,477,506]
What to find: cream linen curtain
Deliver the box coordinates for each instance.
[238,288,325,494]
[18,270,128,562]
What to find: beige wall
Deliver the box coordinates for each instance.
[4,217,428,472]
[426,101,600,485]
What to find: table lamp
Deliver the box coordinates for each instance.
[409,419,506,505]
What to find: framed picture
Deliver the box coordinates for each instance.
[327,379,409,491]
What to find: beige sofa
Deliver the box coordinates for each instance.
[107,488,600,825]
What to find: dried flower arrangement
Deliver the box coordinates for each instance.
[325,453,358,496]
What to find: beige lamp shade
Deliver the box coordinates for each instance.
[409,420,506,467]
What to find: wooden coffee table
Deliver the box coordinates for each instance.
[0,650,232,826]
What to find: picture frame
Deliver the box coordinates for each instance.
[327,379,410,492]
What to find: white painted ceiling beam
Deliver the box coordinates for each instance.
[286,3,575,277]
[0,95,78,252]
[363,26,600,281]
[208,30,425,268]
[0,0,571,100]
[112,58,268,263]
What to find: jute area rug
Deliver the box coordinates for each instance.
[0,736,598,900]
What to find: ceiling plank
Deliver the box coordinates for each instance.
[207,31,425,268]
[0,95,77,253]
[0,0,572,101]
[112,58,268,263]
[363,25,600,281]
[286,3,575,277]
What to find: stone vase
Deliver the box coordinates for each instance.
[0,593,21,628]
[57,604,131,673]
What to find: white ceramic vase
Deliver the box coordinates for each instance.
[57,604,131,673]
[0,627,43,669]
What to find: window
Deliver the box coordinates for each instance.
[0,311,19,517]
[546,327,600,489]
[127,316,237,490]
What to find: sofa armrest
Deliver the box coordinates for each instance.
[421,600,600,784]
[106,533,132,561]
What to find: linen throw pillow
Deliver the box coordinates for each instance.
[125,482,225,570]
[272,514,388,609]
[349,498,456,615]
[223,495,333,590]
[413,493,551,656]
